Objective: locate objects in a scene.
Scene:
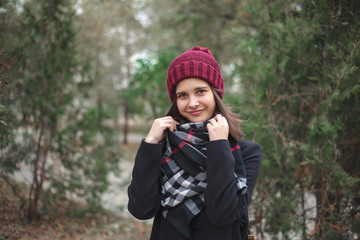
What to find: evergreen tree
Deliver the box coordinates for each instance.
[234,0,360,239]
[0,52,16,192]
[1,0,121,221]
[75,0,146,144]
[127,49,179,120]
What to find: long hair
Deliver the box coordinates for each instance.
[166,87,244,141]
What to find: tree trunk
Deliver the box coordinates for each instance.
[123,27,132,145]
[123,98,129,144]
[28,125,45,221]
[314,168,327,240]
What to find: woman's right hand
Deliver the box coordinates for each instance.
[145,116,179,144]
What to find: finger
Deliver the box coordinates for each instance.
[164,122,176,132]
[172,121,178,131]
[222,117,229,126]
[164,116,180,127]
[167,119,178,132]
[214,114,222,121]
[162,116,174,122]
[216,115,228,125]
[215,114,225,122]
[171,118,180,126]
[219,115,228,125]
[163,118,175,125]
[209,118,218,126]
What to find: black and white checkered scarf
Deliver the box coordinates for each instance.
[160,121,247,238]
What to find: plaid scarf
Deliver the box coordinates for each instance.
[160,121,247,238]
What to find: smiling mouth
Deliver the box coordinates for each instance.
[188,110,204,115]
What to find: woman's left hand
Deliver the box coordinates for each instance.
[206,114,229,141]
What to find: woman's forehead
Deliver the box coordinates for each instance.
[176,78,210,92]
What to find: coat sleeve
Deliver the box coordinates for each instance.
[204,139,261,226]
[127,139,163,220]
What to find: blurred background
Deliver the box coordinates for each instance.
[0,0,359,239]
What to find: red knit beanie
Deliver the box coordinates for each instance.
[166,46,224,102]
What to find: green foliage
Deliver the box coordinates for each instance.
[0,105,19,175]
[234,0,360,238]
[127,49,179,119]
[265,196,299,239]
[150,0,249,65]
[1,0,121,220]
[0,2,21,178]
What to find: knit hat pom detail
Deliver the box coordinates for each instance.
[166,46,224,101]
[190,46,213,56]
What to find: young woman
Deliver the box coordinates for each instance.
[128,46,261,240]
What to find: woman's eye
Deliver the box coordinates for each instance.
[197,90,205,94]
[177,93,186,98]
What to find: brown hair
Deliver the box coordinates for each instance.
[166,87,244,142]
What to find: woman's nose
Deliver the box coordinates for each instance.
[188,96,199,108]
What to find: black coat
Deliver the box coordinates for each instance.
[128,139,261,240]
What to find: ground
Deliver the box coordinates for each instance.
[0,142,152,240]
[0,194,151,240]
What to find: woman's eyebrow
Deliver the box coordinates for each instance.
[194,86,209,90]
[176,86,209,94]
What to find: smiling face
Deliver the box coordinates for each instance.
[175,78,216,123]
